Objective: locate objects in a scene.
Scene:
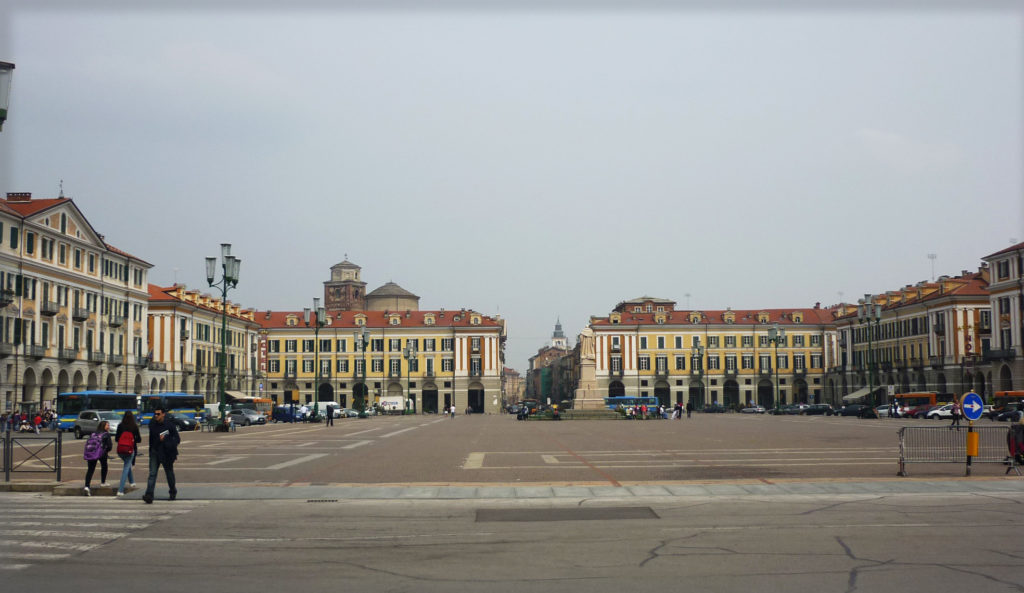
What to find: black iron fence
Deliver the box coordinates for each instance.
[2,430,63,482]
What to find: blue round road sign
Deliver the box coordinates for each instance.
[961,392,984,421]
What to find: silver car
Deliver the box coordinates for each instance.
[228,408,266,426]
[73,410,122,439]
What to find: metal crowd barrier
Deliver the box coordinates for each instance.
[2,429,63,482]
[898,425,1019,477]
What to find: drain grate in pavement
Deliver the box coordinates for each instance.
[306,499,339,503]
[476,506,659,522]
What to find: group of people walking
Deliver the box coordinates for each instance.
[81,406,180,503]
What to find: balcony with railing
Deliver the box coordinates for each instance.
[60,348,78,362]
[149,361,167,371]
[108,354,124,366]
[41,300,59,316]
[27,344,46,358]
[137,355,150,368]
[89,350,105,364]
[108,315,125,328]
[983,348,1017,362]
[183,363,195,373]
[72,307,90,321]
[0,342,15,357]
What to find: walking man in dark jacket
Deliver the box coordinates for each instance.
[143,406,180,504]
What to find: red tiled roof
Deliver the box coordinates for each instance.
[984,241,1024,259]
[592,307,838,327]
[147,284,256,323]
[254,309,502,330]
[833,272,989,320]
[3,195,150,264]
[105,242,149,265]
[3,197,69,216]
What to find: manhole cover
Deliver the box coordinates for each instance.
[476,506,659,522]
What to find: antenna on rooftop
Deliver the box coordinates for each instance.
[927,253,937,282]
[58,179,64,198]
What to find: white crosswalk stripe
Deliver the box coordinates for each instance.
[0,494,205,571]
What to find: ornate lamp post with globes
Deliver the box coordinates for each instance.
[858,295,883,409]
[0,61,15,132]
[353,326,370,412]
[206,243,240,427]
[304,298,327,420]
[768,323,787,412]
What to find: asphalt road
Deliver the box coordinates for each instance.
[40,413,1016,487]
[2,487,1022,592]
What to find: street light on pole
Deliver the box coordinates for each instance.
[0,61,15,132]
[403,341,417,414]
[206,243,240,427]
[304,298,327,421]
[768,323,786,411]
[858,295,882,409]
[353,326,370,412]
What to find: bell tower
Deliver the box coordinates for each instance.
[324,258,367,311]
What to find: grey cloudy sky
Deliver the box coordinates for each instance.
[1,2,1021,371]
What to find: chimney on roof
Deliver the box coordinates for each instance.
[264,311,271,320]
[6,192,31,202]
[814,302,820,309]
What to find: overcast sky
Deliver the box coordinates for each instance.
[1,1,1021,371]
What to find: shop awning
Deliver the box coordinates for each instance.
[842,386,883,402]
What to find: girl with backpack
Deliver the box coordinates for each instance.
[83,421,112,496]
[114,411,142,497]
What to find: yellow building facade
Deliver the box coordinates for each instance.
[588,297,837,408]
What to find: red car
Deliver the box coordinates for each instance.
[906,404,937,419]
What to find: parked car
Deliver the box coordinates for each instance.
[165,412,200,431]
[228,408,266,426]
[802,404,834,416]
[906,404,937,419]
[341,408,362,418]
[835,404,870,417]
[926,404,955,420]
[874,405,893,418]
[741,405,766,414]
[271,406,301,423]
[73,410,122,439]
[995,403,1023,422]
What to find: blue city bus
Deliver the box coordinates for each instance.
[56,391,138,431]
[603,396,659,411]
[138,392,206,425]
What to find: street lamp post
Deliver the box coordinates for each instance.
[403,342,416,414]
[304,298,327,421]
[694,343,705,407]
[205,243,240,427]
[768,323,786,411]
[353,326,370,412]
[0,61,15,132]
[858,295,882,409]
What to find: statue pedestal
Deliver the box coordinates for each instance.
[573,360,605,410]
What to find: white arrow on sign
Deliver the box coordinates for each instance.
[963,401,982,414]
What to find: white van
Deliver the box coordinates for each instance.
[314,401,343,419]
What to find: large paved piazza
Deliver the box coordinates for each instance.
[39,412,1017,488]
